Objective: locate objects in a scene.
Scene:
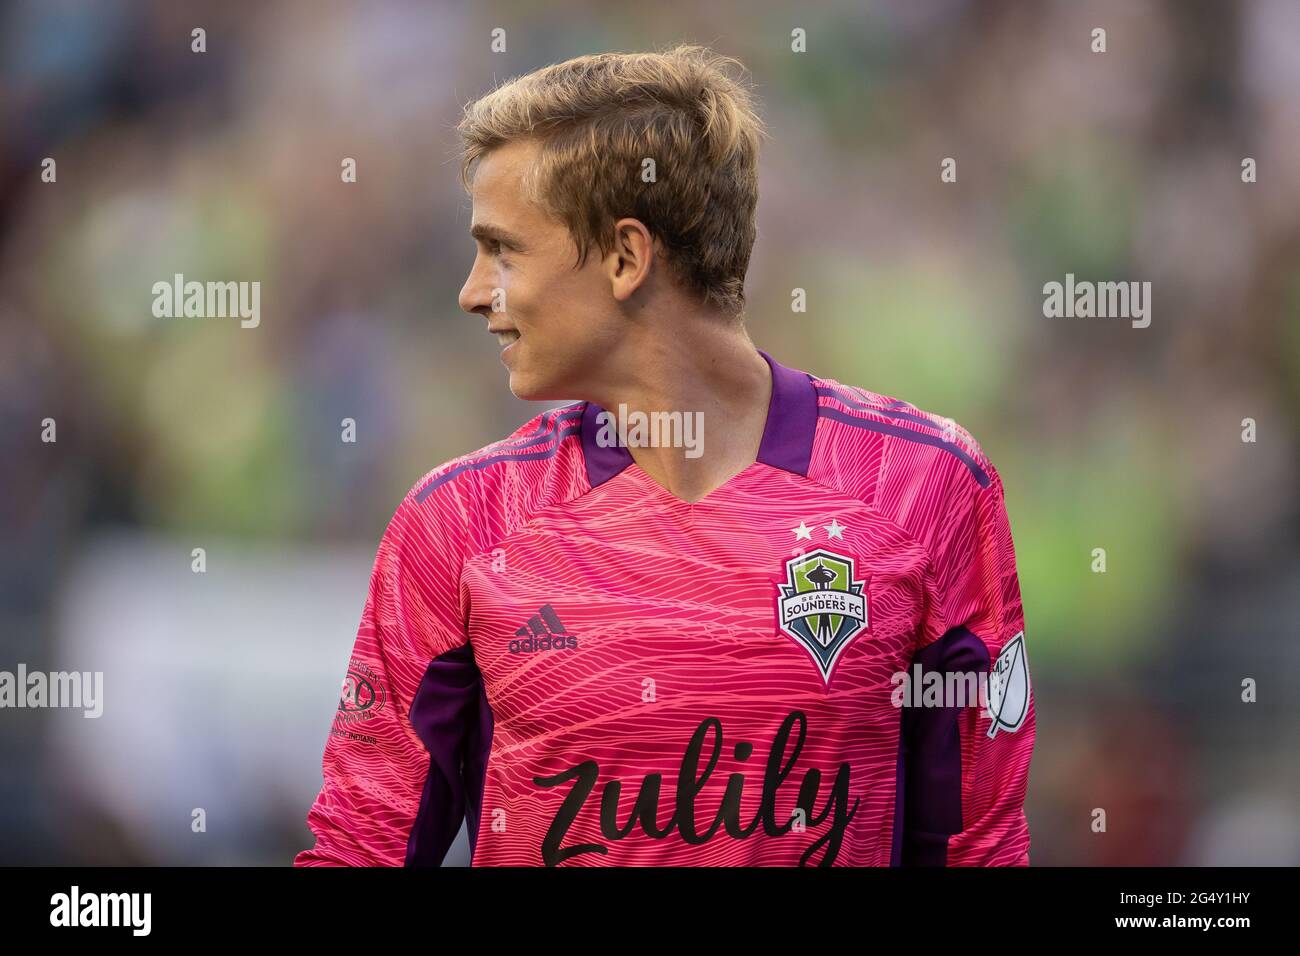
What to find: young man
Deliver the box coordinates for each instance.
[296,46,1034,867]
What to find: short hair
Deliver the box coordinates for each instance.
[457,45,766,315]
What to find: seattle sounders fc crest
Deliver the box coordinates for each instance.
[775,549,869,683]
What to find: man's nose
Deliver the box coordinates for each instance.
[458,255,497,317]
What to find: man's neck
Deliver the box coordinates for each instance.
[583,320,773,504]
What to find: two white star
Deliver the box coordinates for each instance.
[791,519,846,540]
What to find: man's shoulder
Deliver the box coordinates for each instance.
[365,404,588,575]
[401,402,589,517]
[806,372,1010,557]
[809,372,996,493]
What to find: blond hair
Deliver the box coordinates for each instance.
[457,45,766,315]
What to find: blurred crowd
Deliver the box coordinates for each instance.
[1,0,1297,865]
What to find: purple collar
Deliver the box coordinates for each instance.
[580,348,817,488]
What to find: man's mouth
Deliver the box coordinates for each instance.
[492,329,521,349]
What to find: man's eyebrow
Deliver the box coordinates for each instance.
[470,223,527,248]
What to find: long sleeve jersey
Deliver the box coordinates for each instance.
[295,348,1035,867]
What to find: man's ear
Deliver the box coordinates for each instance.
[607,218,656,303]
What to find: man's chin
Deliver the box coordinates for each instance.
[506,369,557,402]
[505,349,581,402]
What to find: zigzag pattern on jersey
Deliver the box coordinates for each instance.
[806,375,1003,639]
[413,402,587,503]
[811,378,991,488]
[494,404,586,449]
[808,375,1031,866]
[407,403,595,579]
[462,461,909,866]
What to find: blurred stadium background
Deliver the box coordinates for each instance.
[1,0,1298,865]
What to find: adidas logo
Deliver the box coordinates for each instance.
[510,604,578,654]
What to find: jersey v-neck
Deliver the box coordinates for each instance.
[578,348,819,508]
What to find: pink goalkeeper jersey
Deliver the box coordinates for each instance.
[295,349,1035,867]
